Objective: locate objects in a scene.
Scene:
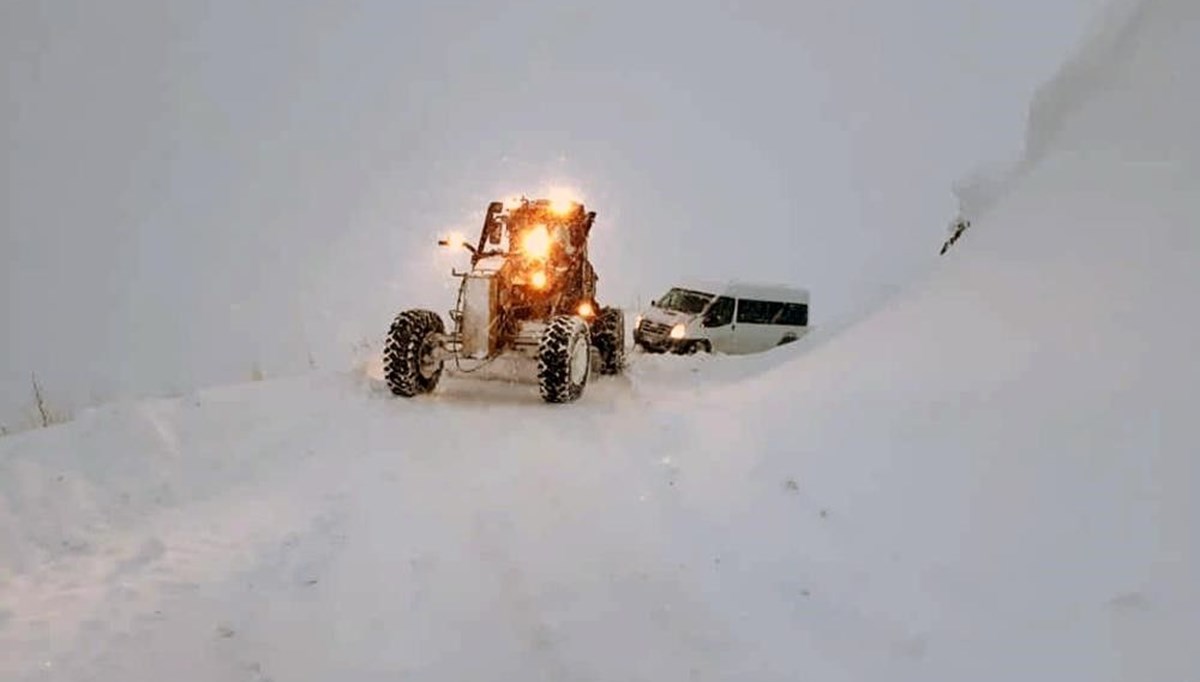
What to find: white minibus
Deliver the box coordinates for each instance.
[633,280,810,354]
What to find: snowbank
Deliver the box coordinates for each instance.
[698,0,1200,677]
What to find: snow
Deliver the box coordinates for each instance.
[3,0,1199,679]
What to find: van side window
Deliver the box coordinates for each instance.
[703,296,734,327]
[735,298,784,324]
[777,303,808,326]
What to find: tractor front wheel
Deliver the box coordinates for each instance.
[538,315,591,403]
[383,309,445,397]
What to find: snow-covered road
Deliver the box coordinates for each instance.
[1,353,830,681]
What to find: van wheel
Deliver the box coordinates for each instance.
[778,333,798,346]
[679,340,711,355]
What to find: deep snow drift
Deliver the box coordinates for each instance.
[2,0,1198,679]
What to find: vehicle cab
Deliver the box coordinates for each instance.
[633,280,810,354]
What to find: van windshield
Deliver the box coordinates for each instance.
[656,288,714,314]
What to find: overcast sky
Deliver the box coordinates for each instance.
[1,0,1106,425]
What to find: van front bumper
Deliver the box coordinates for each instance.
[633,319,701,354]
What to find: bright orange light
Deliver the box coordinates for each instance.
[521,224,552,259]
[544,185,582,212]
[577,301,595,317]
[549,198,576,215]
[530,270,548,289]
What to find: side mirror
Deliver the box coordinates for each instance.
[484,201,504,244]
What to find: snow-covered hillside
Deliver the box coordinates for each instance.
[2,0,1197,680]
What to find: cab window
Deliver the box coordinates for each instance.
[702,296,734,327]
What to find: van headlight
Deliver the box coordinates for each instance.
[669,323,686,339]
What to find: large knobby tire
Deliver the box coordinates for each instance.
[383,309,445,397]
[592,306,625,375]
[538,315,591,403]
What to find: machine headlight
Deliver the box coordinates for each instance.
[577,301,595,317]
[669,323,686,339]
[521,224,552,259]
[530,270,548,289]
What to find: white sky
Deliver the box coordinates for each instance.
[1,0,1107,424]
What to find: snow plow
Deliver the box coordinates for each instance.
[382,196,625,403]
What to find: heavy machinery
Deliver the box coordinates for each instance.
[382,196,625,403]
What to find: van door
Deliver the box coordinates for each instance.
[698,295,736,352]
